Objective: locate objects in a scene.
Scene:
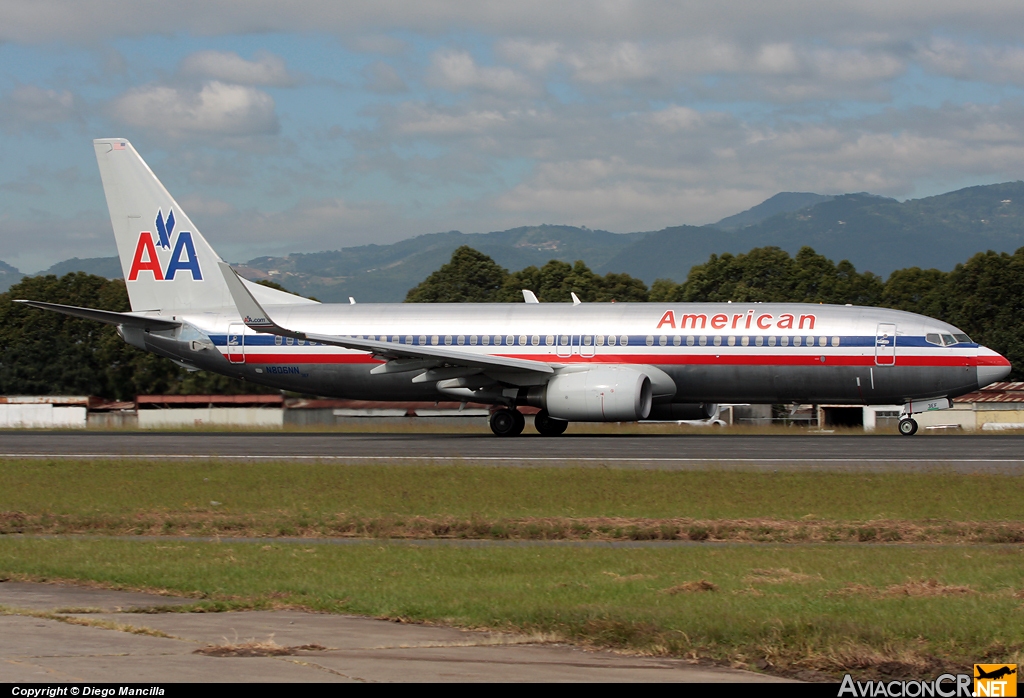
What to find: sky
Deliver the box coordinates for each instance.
[2,1,1024,272]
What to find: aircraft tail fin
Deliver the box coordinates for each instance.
[94,138,236,313]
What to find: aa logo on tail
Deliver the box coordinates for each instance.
[128,210,203,281]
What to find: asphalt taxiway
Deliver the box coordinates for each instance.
[1,431,1022,472]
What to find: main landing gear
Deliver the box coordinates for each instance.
[489,408,525,437]
[898,417,919,436]
[489,408,569,436]
[533,409,568,436]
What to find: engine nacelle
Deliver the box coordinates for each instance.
[523,367,653,421]
[645,403,718,421]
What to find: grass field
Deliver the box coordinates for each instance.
[1,458,1021,679]
[1,537,1021,679]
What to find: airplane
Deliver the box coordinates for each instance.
[16,139,1013,437]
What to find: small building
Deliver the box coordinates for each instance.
[0,396,89,428]
[136,394,286,429]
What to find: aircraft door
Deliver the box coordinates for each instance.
[556,333,572,358]
[875,323,896,366]
[579,334,596,358]
[227,323,246,364]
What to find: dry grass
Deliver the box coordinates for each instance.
[194,635,327,657]
[831,579,978,598]
[0,604,175,637]
[744,568,824,585]
[4,512,1024,544]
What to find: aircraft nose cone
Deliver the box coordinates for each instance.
[977,347,1012,388]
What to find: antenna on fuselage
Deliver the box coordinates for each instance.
[349,297,356,305]
[522,290,539,303]
[571,292,582,306]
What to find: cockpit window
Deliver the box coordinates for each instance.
[925,333,942,346]
[953,333,972,344]
[941,334,956,346]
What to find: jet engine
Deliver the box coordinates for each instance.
[520,367,653,421]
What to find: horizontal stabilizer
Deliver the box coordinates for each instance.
[14,300,180,330]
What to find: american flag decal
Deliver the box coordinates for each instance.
[113,142,126,150]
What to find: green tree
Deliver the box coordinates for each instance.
[1,273,272,398]
[500,259,647,302]
[405,246,510,302]
[942,247,1024,380]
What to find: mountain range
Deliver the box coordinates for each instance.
[3,182,1023,300]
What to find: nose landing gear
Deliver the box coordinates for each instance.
[898,417,919,436]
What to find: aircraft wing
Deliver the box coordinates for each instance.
[217,263,554,376]
[13,300,180,331]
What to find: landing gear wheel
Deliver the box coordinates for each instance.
[511,409,526,436]
[490,409,523,437]
[534,409,568,436]
[898,418,919,436]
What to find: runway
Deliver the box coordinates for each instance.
[2,431,1022,471]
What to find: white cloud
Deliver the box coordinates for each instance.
[918,38,1024,86]
[426,50,537,96]
[179,50,296,87]
[0,85,78,132]
[110,81,279,139]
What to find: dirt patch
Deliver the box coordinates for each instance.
[661,580,718,594]
[194,637,328,657]
[744,568,823,585]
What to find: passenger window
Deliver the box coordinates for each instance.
[781,336,789,346]
[793,336,801,347]
[672,335,681,346]
[713,335,722,347]
[659,335,667,346]
[596,335,605,346]
[831,336,840,347]
[768,336,776,347]
[686,336,694,346]
[470,335,478,346]
[405,336,412,344]
[481,335,490,346]
[608,335,616,346]
[507,335,515,346]
[418,335,426,345]
[519,335,527,346]
[755,336,763,347]
[646,335,654,346]
[621,335,629,346]
[727,336,736,346]
[532,335,541,346]
[275,336,282,346]
[546,335,555,346]
[741,336,749,347]
[699,335,707,346]
[925,333,942,346]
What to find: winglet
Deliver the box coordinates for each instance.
[571,292,582,306]
[218,262,304,338]
[522,290,539,304]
